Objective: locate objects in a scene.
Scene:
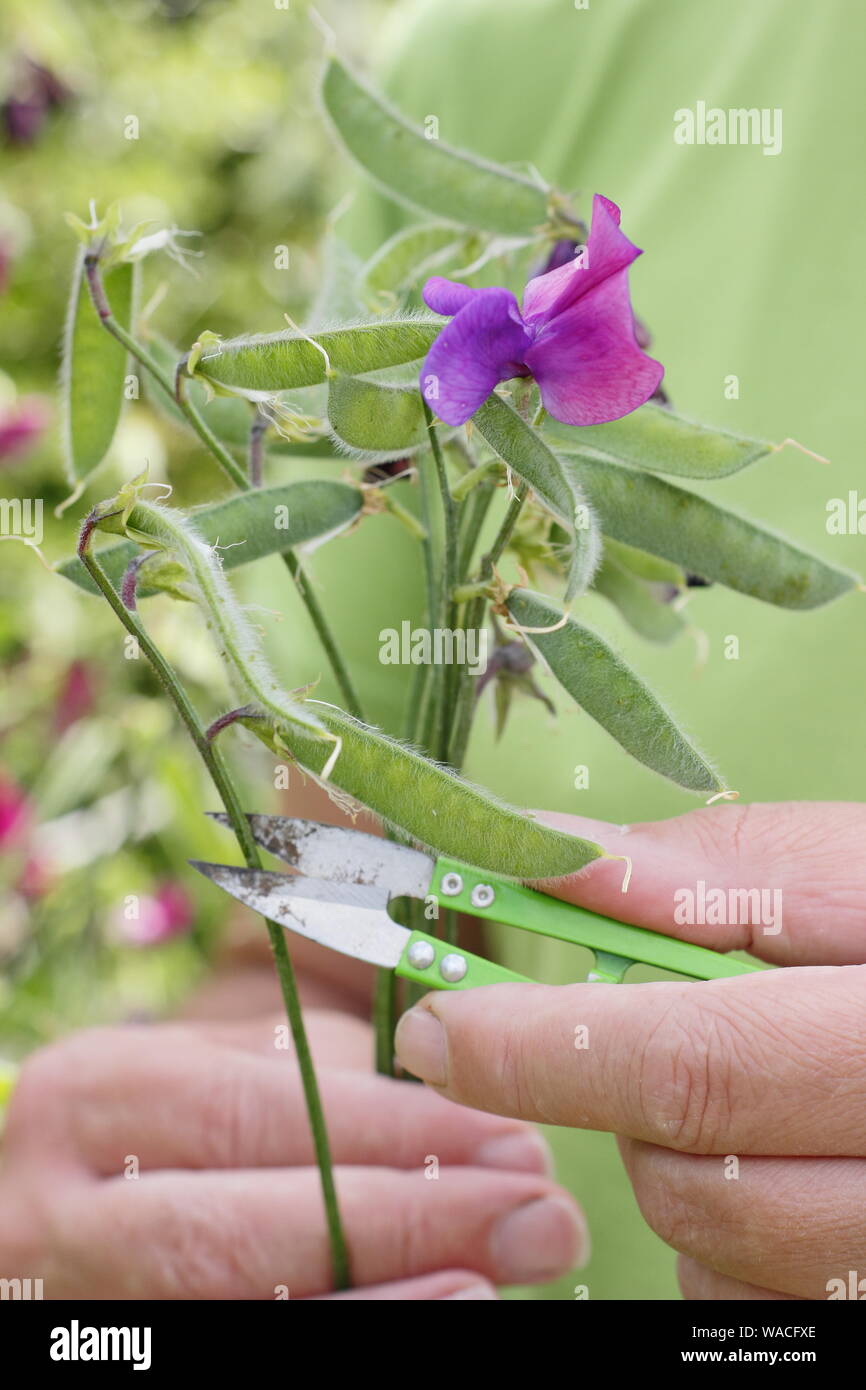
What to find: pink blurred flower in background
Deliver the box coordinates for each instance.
[0,396,49,466]
[0,771,30,846]
[53,660,98,734]
[117,883,195,947]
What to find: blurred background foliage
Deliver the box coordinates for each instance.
[0,0,389,1047]
[1,0,864,1301]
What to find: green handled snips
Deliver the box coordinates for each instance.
[191,815,761,991]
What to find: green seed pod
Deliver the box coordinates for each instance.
[328,375,429,459]
[307,235,366,325]
[61,253,138,488]
[142,332,256,446]
[545,403,772,479]
[593,551,685,645]
[600,537,685,587]
[106,496,331,744]
[473,395,601,600]
[357,223,472,310]
[564,453,859,609]
[507,587,721,793]
[58,480,363,597]
[246,702,608,881]
[193,316,442,395]
[320,55,550,236]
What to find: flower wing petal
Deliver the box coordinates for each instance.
[420,288,531,427]
[523,194,642,323]
[524,269,663,426]
[422,277,482,316]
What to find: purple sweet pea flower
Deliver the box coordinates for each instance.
[420,194,663,428]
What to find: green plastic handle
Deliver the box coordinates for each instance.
[431,858,764,983]
[397,929,532,991]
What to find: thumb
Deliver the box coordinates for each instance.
[535,801,866,967]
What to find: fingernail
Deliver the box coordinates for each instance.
[473,1129,553,1176]
[440,1282,498,1300]
[490,1196,587,1283]
[395,1007,447,1085]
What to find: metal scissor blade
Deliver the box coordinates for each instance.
[205,814,435,901]
[189,861,410,968]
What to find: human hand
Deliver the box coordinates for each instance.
[0,1008,586,1300]
[395,802,866,1300]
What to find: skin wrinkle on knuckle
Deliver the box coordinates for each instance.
[194,1056,273,1170]
[627,1146,755,1264]
[631,1147,866,1293]
[390,1188,437,1284]
[635,1001,740,1152]
[627,1152,706,1254]
[493,1014,536,1120]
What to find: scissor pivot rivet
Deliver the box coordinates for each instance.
[407,941,436,970]
[441,873,463,896]
[440,952,467,983]
[470,883,495,909]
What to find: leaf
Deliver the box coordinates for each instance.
[507,588,721,792]
[327,374,429,458]
[564,453,859,610]
[61,253,138,486]
[193,316,442,395]
[320,55,550,235]
[472,394,601,600]
[357,223,472,310]
[592,550,685,644]
[57,480,363,597]
[245,702,607,880]
[544,403,772,479]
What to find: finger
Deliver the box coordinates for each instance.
[395,966,866,1153]
[620,1137,866,1300]
[6,1025,552,1176]
[198,1010,374,1070]
[314,1271,498,1300]
[51,1167,585,1298]
[537,802,866,966]
[676,1256,800,1301]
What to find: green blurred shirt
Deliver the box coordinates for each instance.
[258,0,866,1299]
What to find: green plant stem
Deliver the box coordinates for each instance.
[282,551,364,719]
[488,482,529,568]
[373,964,398,1076]
[456,480,495,582]
[447,479,529,769]
[83,256,362,719]
[79,541,351,1290]
[423,402,458,592]
[422,403,462,760]
[404,657,431,743]
[448,591,486,771]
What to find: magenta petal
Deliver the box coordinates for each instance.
[524,269,663,427]
[420,287,531,426]
[523,194,643,324]
[422,277,482,316]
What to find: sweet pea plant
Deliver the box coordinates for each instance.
[56,53,858,1288]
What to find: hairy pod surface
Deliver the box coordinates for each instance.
[507,587,721,792]
[246,702,608,880]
